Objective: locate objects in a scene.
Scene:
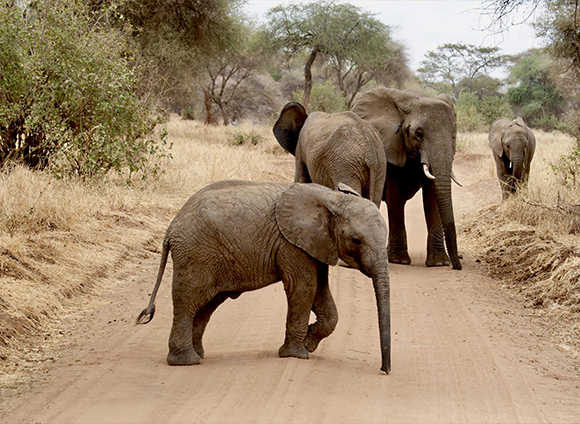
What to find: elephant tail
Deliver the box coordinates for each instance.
[136,238,170,325]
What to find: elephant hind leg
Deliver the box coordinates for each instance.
[304,263,337,353]
[191,291,240,359]
[167,273,217,366]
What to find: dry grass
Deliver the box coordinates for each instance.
[458,129,580,359]
[0,115,290,395]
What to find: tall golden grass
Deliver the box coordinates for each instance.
[0,116,290,394]
[458,129,580,359]
[1,115,578,393]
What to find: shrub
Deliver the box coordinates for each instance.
[227,129,264,146]
[293,81,347,113]
[0,0,168,179]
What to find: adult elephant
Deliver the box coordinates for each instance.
[489,117,536,200]
[352,87,462,270]
[273,102,386,208]
[137,180,392,374]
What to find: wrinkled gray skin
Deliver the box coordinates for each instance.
[273,102,387,208]
[352,87,462,270]
[137,180,392,374]
[489,117,536,200]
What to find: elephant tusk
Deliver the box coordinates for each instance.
[423,164,436,180]
[451,171,463,187]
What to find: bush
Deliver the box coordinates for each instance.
[226,129,264,146]
[0,0,168,179]
[551,149,580,190]
[293,81,347,113]
[455,92,514,132]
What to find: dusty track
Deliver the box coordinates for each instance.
[2,155,580,423]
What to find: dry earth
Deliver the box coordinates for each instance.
[1,153,580,423]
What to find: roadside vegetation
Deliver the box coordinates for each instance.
[1,0,580,397]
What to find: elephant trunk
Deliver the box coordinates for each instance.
[511,154,524,181]
[432,161,462,270]
[368,255,391,374]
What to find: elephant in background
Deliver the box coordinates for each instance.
[489,117,536,199]
[137,180,392,374]
[273,102,387,208]
[352,87,463,270]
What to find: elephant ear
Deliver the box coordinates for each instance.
[272,102,308,156]
[489,117,510,158]
[276,183,339,266]
[337,182,361,197]
[436,92,454,108]
[525,127,536,168]
[352,87,418,167]
[515,116,526,128]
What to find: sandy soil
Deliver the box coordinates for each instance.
[2,154,580,423]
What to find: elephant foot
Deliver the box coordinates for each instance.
[278,343,310,359]
[167,344,202,365]
[192,340,205,359]
[388,247,411,265]
[425,251,450,267]
[304,329,323,353]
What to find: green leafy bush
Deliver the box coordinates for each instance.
[551,149,580,190]
[293,81,347,113]
[0,0,168,179]
[227,129,264,146]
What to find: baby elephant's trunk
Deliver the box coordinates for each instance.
[136,239,170,325]
[369,255,391,374]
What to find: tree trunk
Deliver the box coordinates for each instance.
[203,89,218,126]
[302,46,320,110]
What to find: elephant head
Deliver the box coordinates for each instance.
[276,183,391,373]
[489,117,536,182]
[352,87,462,270]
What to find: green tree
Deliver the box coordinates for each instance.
[292,80,347,113]
[418,43,507,102]
[265,0,406,109]
[86,0,240,110]
[506,49,564,129]
[0,0,166,178]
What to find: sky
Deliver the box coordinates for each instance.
[243,0,541,73]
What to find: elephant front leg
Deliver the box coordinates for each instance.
[278,267,318,359]
[304,263,338,353]
[385,178,412,265]
[421,182,450,267]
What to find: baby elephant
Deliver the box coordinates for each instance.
[137,180,392,374]
[489,117,536,199]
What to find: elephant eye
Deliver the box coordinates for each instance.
[352,237,362,246]
[415,128,424,140]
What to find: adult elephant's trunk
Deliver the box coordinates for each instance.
[431,159,462,270]
[367,254,391,374]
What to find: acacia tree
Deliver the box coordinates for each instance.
[418,43,507,101]
[200,22,268,125]
[265,0,406,109]
[483,0,580,138]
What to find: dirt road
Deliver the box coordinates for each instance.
[3,155,580,423]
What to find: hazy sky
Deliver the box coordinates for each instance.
[243,0,541,72]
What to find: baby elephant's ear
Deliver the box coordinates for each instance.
[337,183,361,197]
[276,183,339,266]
